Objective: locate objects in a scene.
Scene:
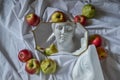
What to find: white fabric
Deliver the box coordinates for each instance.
[72,45,104,80]
[0,0,120,80]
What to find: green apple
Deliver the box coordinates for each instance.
[45,44,58,56]
[50,11,66,22]
[82,4,96,18]
[40,58,57,74]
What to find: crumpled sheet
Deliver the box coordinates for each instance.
[0,0,120,80]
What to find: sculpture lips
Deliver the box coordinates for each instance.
[60,35,65,39]
[59,35,66,43]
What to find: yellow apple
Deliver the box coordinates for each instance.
[97,47,108,60]
[50,11,66,22]
[40,58,57,74]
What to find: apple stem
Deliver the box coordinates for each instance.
[45,56,49,59]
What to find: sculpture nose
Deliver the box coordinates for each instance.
[61,27,65,34]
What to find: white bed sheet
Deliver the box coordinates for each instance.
[0,0,120,80]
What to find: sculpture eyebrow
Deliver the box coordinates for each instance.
[55,23,75,30]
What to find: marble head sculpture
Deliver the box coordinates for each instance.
[51,22,88,55]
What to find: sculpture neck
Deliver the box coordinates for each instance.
[57,39,75,53]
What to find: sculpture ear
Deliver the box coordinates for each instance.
[51,23,56,32]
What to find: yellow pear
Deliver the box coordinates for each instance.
[45,44,58,56]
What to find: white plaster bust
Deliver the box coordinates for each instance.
[51,22,88,55]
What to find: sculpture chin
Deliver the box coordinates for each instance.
[58,39,65,44]
[57,40,75,53]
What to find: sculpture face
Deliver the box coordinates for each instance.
[53,22,75,44]
[52,22,76,52]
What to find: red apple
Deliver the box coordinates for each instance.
[74,15,87,26]
[89,34,102,47]
[25,59,41,74]
[97,47,108,60]
[18,49,33,63]
[50,11,66,22]
[25,13,40,26]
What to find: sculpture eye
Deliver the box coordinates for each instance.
[66,26,73,31]
[56,25,62,30]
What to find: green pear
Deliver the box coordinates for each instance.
[40,58,57,74]
[45,44,58,56]
[82,4,96,18]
